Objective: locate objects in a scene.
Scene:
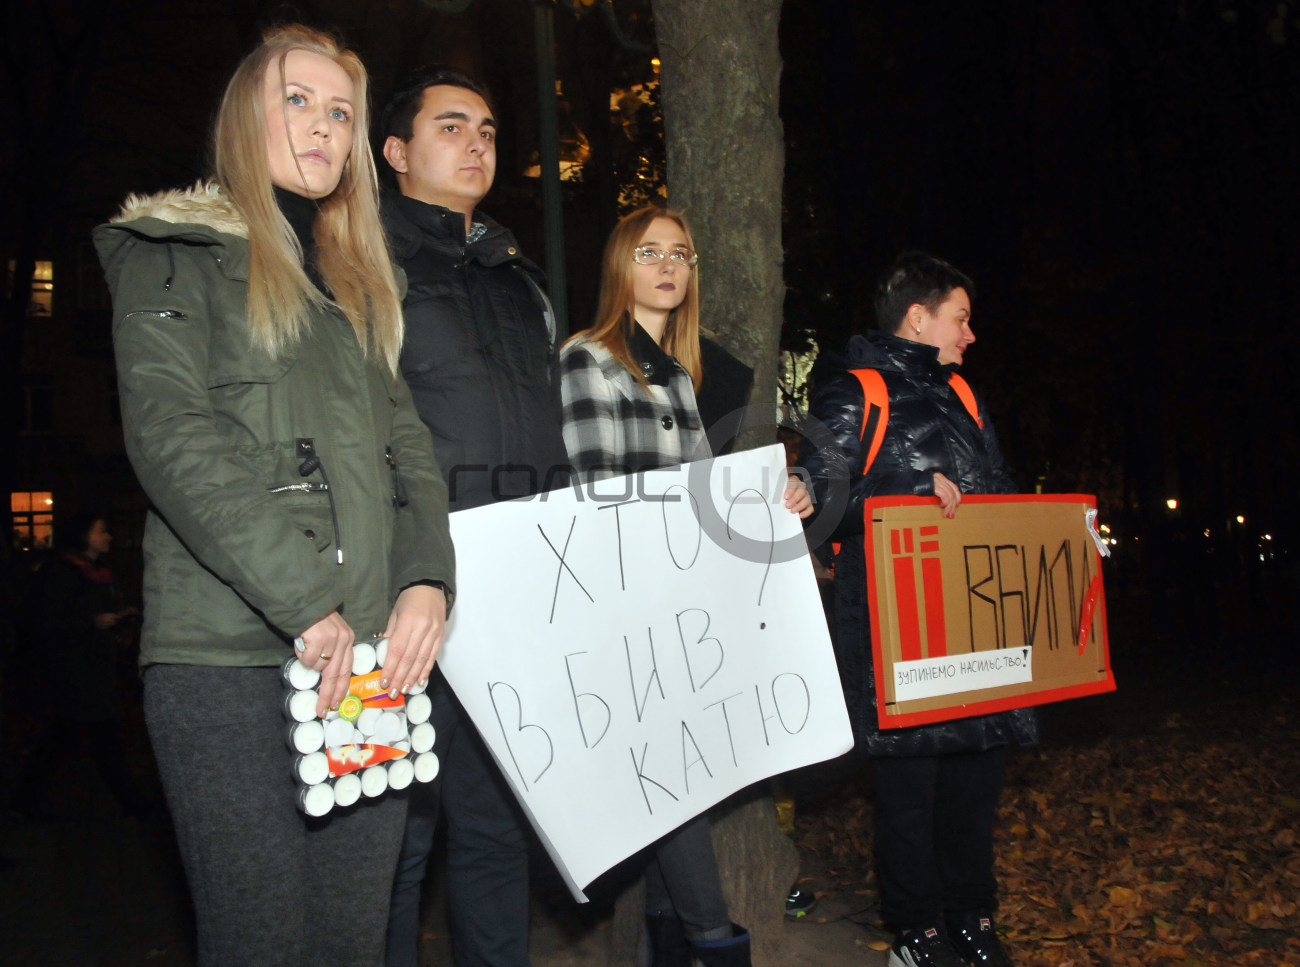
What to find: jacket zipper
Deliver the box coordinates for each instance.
[122,309,188,320]
[267,482,330,494]
[295,438,343,565]
[386,446,409,508]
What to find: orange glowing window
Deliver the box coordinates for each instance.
[11,492,54,551]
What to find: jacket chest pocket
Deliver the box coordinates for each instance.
[401,289,484,384]
[206,353,305,453]
[206,327,298,388]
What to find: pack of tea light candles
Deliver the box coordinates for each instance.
[283,636,439,816]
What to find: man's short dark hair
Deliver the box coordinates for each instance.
[873,252,975,333]
[379,66,494,143]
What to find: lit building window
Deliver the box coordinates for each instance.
[11,492,54,551]
[31,261,53,316]
[7,260,54,317]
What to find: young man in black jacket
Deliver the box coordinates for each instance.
[380,68,568,967]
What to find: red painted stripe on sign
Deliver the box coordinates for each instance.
[1078,573,1103,653]
[920,525,939,536]
[922,556,947,657]
[920,540,939,552]
[904,529,914,553]
[891,528,901,555]
[893,556,921,662]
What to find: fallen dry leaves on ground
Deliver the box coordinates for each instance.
[995,700,1300,967]
[793,680,1300,966]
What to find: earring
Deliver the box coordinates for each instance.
[913,326,921,335]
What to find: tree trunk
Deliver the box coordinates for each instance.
[603,3,797,965]
[598,789,798,967]
[705,787,801,964]
[652,0,786,451]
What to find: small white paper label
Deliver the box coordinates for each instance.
[892,646,1034,702]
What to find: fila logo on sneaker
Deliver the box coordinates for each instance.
[892,929,939,967]
[888,925,967,967]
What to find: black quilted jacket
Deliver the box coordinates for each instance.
[799,331,1039,756]
[384,194,570,511]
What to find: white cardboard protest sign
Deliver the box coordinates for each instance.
[439,444,853,900]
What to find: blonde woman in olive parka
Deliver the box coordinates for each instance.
[94,26,454,966]
[97,181,455,674]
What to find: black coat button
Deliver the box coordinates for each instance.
[304,529,316,540]
[662,415,674,429]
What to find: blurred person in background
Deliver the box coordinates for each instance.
[18,511,144,819]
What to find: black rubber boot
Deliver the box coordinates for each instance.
[646,913,692,967]
[688,923,752,967]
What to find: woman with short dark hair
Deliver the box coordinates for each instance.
[802,252,1034,967]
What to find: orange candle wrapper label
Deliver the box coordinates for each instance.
[327,743,407,777]
[347,670,407,707]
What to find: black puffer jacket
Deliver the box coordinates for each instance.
[384,194,569,511]
[800,331,1039,756]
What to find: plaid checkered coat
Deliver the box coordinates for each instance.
[560,335,711,480]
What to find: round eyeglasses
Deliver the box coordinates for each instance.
[633,246,699,267]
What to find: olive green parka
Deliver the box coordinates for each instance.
[95,182,455,667]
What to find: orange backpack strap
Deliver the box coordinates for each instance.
[947,372,983,430]
[849,368,889,476]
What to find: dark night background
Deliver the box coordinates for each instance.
[781,0,1298,538]
[2,0,1298,962]
[7,0,1298,563]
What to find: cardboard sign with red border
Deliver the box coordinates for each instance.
[863,494,1115,729]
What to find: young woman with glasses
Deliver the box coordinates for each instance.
[559,206,810,967]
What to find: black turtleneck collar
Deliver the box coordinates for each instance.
[273,186,326,292]
[274,185,318,244]
[627,318,678,387]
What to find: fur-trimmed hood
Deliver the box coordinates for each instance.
[94,180,253,289]
[109,180,248,238]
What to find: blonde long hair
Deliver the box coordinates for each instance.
[574,207,703,391]
[213,25,403,372]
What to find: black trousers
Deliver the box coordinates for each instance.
[871,746,1005,930]
[386,670,532,967]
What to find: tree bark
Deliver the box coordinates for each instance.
[600,789,799,967]
[602,3,798,965]
[652,0,786,450]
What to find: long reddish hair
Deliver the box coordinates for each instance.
[571,206,702,390]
